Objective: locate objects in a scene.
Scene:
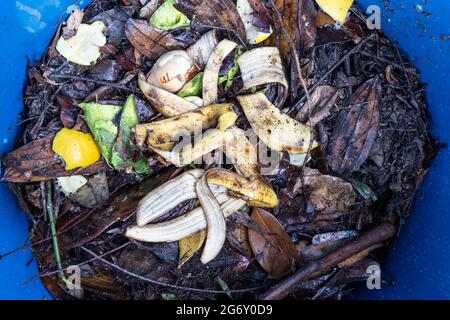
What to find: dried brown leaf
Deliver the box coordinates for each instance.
[175,0,247,44]
[125,18,195,60]
[294,167,357,213]
[88,6,134,46]
[1,136,107,182]
[298,0,318,54]
[327,77,381,174]
[296,85,340,126]
[248,207,300,277]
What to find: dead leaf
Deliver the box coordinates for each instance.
[247,0,272,32]
[232,251,250,273]
[178,231,206,268]
[63,8,84,40]
[342,17,364,44]
[298,0,318,54]
[265,0,299,66]
[327,77,381,174]
[385,65,398,84]
[248,207,300,277]
[226,223,252,257]
[316,11,335,28]
[125,18,196,59]
[296,85,340,126]
[117,244,172,279]
[294,167,357,213]
[58,169,175,249]
[80,265,129,300]
[175,0,247,44]
[56,94,80,129]
[1,136,107,182]
[89,6,134,46]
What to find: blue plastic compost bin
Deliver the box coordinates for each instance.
[0,0,449,300]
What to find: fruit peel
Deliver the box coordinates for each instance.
[52,128,101,171]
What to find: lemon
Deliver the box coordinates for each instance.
[315,0,354,23]
[52,128,101,170]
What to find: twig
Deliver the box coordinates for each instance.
[289,34,374,114]
[45,181,70,285]
[259,222,395,300]
[49,74,136,92]
[80,246,265,295]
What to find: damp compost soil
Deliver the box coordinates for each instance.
[0,0,440,300]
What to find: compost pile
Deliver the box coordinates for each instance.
[0,0,439,300]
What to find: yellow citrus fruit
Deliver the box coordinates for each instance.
[52,128,101,170]
[315,0,354,23]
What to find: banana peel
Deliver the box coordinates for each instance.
[237,92,316,154]
[207,168,278,208]
[134,103,234,150]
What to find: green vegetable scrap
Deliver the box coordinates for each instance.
[177,72,203,98]
[218,46,243,92]
[149,0,190,31]
[80,96,151,174]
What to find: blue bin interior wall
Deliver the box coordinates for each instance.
[0,0,448,299]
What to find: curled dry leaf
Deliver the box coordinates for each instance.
[56,94,80,129]
[294,167,357,213]
[1,136,107,182]
[296,85,340,126]
[174,0,247,44]
[327,77,381,174]
[178,230,206,267]
[125,18,195,60]
[248,208,300,277]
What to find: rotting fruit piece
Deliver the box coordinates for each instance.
[52,128,101,171]
[56,21,107,66]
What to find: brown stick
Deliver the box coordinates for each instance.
[259,221,396,300]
